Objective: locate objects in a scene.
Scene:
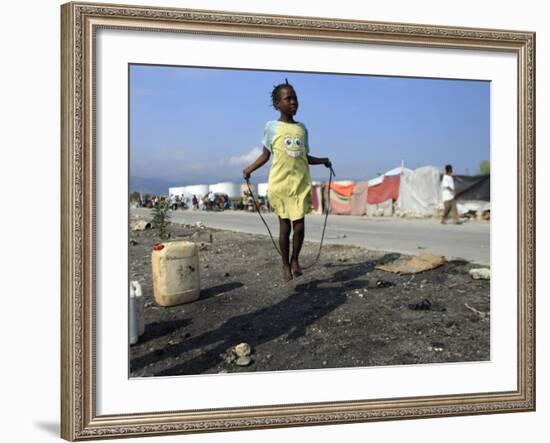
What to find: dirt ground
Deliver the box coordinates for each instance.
[129,220,490,377]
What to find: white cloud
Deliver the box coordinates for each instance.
[228,147,262,166]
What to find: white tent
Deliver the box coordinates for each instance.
[396,166,443,216]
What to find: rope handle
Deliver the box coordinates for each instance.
[245,177,281,255]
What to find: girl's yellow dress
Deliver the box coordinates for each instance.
[263,120,312,221]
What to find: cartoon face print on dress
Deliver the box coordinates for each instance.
[283,135,304,158]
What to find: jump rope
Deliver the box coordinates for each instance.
[244,165,335,270]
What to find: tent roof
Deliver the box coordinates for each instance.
[367,166,412,186]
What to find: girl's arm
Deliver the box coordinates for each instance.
[307,154,332,168]
[243,147,271,180]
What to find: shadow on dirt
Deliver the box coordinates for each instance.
[199,282,244,301]
[137,318,192,346]
[130,254,397,376]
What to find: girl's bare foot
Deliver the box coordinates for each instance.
[291,260,303,277]
[282,265,293,282]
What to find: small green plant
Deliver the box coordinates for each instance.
[152,199,171,240]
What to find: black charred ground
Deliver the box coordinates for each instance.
[129,222,489,377]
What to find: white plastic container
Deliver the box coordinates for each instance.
[151,241,200,306]
[129,280,145,345]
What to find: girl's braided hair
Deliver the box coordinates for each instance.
[271,78,295,110]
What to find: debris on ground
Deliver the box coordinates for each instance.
[220,343,253,367]
[131,219,152,231]
[235,356,253,366]
[191,230,213,242]
[469,268,490,280]
[376,279,395,288]
[129,222,489,377]
[375,251,445,274]
[221,348,237,364]
[464,303,488,318]
[234,342,252,358]
[408,299,432,311]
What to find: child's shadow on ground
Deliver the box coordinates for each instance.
[130,254,395,376]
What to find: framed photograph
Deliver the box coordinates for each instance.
[61,1,535,440]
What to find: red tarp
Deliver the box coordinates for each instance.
[367,175,400,204]
[329,182,355,197]
[329,193,353,214]
[351,182,368,216]
[324,181,355,215]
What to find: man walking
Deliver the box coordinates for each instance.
[170,193,178,211]
[441,164,461,224]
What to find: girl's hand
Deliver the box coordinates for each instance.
[324,159,332,168]
[243,168,251,180]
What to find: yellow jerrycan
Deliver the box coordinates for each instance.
[151,241,200,306]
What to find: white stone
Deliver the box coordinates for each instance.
[235,356,252,366]
[469,268,491,280]
[234,342,251,357]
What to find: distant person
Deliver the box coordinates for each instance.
[246,194,254,211]
[441,164,461,224]
[192,194,198,210]
[170,194,178,211]
[243,79,332,282]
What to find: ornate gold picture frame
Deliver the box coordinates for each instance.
[61,2,535,440]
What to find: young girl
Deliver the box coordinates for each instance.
[243,79,332,282]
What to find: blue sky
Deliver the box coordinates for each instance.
[130,64,490,185]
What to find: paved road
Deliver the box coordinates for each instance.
[132,208,490,265]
